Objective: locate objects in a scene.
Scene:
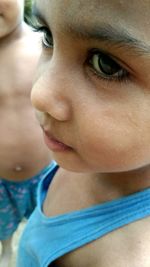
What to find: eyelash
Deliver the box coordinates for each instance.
[37,26,53,49]
[28,17,53,49]
[29,18,130,84]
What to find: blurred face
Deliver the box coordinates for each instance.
[31,0,150,173]
[0,0,24,38]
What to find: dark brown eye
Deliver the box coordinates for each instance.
[98,53,120,75]
[90,51,126,79]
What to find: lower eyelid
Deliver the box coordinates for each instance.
[87,63,130,84]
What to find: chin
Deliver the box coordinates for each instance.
[52,154,88,173]
[0,26,10,38]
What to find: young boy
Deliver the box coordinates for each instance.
[0,0,52,265]
[17,0,150,266]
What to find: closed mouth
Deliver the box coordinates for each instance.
[43,129,72,152]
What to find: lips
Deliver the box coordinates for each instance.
[43,130,72,152]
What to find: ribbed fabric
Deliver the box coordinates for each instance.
[17,162,150,267]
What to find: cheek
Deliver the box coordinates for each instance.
[76,104,150,171]
[0,19,12,38]
[0,1,11,11]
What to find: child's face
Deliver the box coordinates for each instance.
[0,0,24,38]
[31,0,150,173]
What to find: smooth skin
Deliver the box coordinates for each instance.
[0,0,51,266]
[31,0,150,266]
[0,0,51,181]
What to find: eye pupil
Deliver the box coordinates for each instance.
[99,54,120,76]
[89,50,128,81]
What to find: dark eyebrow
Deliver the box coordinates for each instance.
[68,24,150,56]
[32,3,44,21]
[32,4,150,56]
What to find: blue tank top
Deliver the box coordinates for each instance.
[17,161,150,267]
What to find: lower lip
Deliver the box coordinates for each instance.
[43,132,72,152]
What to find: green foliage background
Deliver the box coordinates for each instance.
[24,0,32,22]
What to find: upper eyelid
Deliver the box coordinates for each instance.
[29,18,53,38]
[87,49,129,72]
[88,51,127,73]
[30,12,46,25]
[28,14,50,31]
[87,53,129,82]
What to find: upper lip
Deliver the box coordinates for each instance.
[42,126,71,148]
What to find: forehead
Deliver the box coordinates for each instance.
[35,0,150,43]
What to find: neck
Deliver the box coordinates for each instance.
[96,165,150,200]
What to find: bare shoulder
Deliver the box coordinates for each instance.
[93,216,150,267]
[44,169,150,267]
[56,216,150,267]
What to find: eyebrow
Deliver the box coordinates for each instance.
[68,24,150,56]
[32,3,45,22]
[32,4,150,56]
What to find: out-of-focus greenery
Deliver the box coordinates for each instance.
[24,0,32,23]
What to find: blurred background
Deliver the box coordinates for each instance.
[0,1,34,267]
[24,0,32,23]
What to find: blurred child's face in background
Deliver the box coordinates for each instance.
[0,0,24,38]
[31,0,150,173]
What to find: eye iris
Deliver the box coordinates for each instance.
[99,54,120,76]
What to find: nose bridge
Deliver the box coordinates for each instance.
[47,61,67,94]
[45,58,72,103]
[31,59,72,121]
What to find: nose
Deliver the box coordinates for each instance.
[31,67,72,122]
